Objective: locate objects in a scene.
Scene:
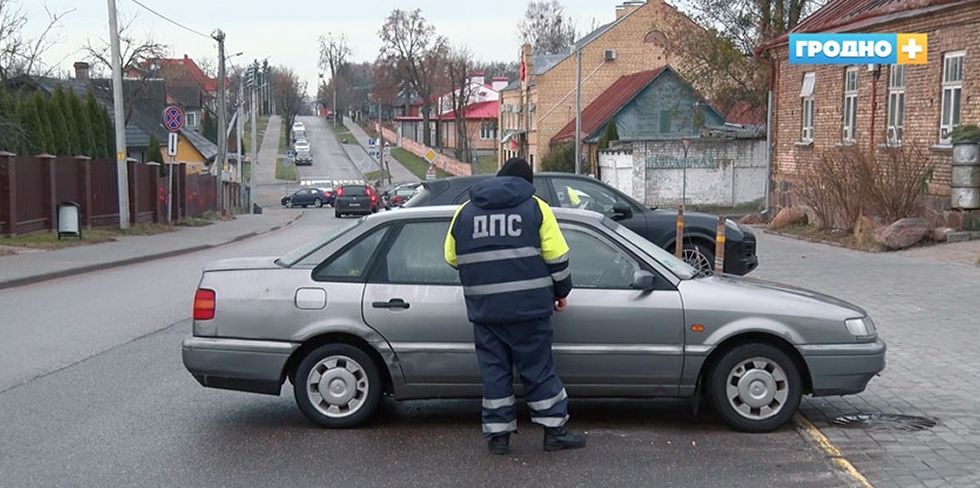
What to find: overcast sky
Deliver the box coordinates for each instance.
[19,0,622,95]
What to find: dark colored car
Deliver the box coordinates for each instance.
[404,173,758,275]
[296,150,313,166]
[281,187,333,208]
[382,183,422,209]
[334,184,380,218]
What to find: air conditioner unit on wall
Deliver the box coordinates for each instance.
[605,49,617,61]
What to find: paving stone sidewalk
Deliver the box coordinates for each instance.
[343,119,417,184]
[0,209,301,289]
[752,232,980,488]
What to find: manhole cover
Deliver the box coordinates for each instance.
[832,413,941,431]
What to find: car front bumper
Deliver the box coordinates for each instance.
[182,336,300,395]
[800,338,886,396]
[724,227,758,275]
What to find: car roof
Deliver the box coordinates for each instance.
[360,205,604,225]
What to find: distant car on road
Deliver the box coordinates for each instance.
[405,173,758,276]
[281,187,332,208]
[334,183,380,218]
[294,140,311,153]
[182,206,885,432]
[295,150,313,166]
[382,182,421,209]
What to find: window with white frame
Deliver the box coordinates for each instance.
[886,65,905,145]
[480,121,497,140]
[800,72,815,142]
[186,111,199,128]
[939,51,964,144]
[842,67,858,143]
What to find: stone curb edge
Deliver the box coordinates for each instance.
[0,212,304,291]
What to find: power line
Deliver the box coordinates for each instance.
[126,0,213,40]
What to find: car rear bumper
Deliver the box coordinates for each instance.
[336,203,374,214]
[800,338,886,396]
[182,336,300,395]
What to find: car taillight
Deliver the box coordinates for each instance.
[336,187,344,196]
[193,289,216,320]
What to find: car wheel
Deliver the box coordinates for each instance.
[314,198,323,208]
[335,209,342,218]
[683,241,716,276]
[707,343,802,433]
[294,343,383,429]
[285,199,293,208]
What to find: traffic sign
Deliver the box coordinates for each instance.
[163,105,185,132]
[425,165,437,181]
[423,148,438,164]
[167,132,178,156]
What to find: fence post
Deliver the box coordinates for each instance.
[675,205,685,258]
[127,158,138,225]
[77,156,93,229]
[0,152,16,236]
[40,154,57,233]
[714,216,726,273]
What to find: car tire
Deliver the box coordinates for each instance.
[284,199,293,208]
[335,209,342,218]
[314,198,323,208]
[294,343,383,429]
[707,343,803,433]
[683,241,716,275]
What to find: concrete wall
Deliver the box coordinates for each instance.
[381,126,472,176]
[600,138,767,207]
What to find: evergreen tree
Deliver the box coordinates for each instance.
[598,119,620,150]
[47,92,71,155]
[103,108,115,159]
[16,96,43,154]
[146,134,164,164]
[69,91,96,157]
[86,93,108,159]
[0,87,19,152]
[202,113,218,144]
[32,93,54,154]
[54,87,80,155]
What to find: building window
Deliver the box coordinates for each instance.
[887,65,905,145]
[939,51,965,144]
[842,67,858,143]
[800,72,815,142]
[480,121,497,140]
[186,111,199,128]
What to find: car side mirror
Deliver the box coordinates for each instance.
[612,204,633,221]
[631,270,656,291]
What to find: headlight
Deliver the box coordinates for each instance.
[845,316,877,337]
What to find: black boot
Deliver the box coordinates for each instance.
[488,434,511,455]
[543,426,586,451]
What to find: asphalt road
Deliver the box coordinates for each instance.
[296,115,362,183]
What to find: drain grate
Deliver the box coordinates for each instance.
[832,413,941,432]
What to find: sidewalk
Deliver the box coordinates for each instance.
[0,209,301,290]
[343,119,417,184]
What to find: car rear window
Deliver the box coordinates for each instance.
[344,185,367,196]
[277,220,361,267]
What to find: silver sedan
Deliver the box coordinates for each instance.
[182,207,885,432]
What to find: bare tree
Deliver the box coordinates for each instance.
[0,0,74,81]
[273,67,307,142]
[518,1,576,55]
[378,8,446,147]
[445,45,474,162]
[318,32,351,124]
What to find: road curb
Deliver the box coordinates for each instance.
[794,414,874,488]
[0,212,304,291]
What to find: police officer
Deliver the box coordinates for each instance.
[444,158,586,455]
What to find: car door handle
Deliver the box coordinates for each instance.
[372,298,410,310]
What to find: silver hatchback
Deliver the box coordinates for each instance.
[182,207,885,432]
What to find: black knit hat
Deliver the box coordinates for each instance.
[498,157,533,183]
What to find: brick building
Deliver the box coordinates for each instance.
[499,0,704,170]
[760,0,980,212]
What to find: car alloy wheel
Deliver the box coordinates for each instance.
[314,198,323,208]
[682,242,715,276]
[285,199,293,208]
[708,343,802,432]
[294,343,382,428]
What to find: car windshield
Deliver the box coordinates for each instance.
[602,218,698,280]
[344,185,367,196]
[276,220,361,267]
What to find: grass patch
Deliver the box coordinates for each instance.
[690,199,765,217]
[773,224,881,252]
[390,148,451,180]
[364,170,386,182]
[0,223,175,250]
[330,122,354,145]
[473,154,499,175]
[243,115,270,154]
[276,157,297,181]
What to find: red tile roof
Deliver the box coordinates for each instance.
[551,68,665,144]
[152,55,219,92]
[438,100,499,121]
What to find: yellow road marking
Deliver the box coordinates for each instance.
[794,413,874,488]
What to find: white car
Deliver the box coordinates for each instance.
[292,121,305,133]
[295,141,310,153]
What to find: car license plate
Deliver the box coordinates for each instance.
[349,202,360,207]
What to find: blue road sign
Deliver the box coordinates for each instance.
[163,106,185,132]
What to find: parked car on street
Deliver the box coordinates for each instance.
[333,183,380,217]
[294,140,311,153]
[382,182,422,209]
[295,150,313,166]
[405,173,758,276]
[182,207,885,433]
[281,187,333,208]
[293,128,306,142]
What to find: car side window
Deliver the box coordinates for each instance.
[551,177,629,215]
[313,226,389,281]
[376,221,460,285]
[562,226,639,289]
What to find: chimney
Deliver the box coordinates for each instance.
[616,1,645,19]
[492,76,509,91]
[469,71,486,87]
[73,62,90,81]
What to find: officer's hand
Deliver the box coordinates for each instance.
[554,298,567,312]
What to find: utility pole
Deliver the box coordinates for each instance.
[249,63,258,214]
[574,48,583,175]
[213,29,227,216]
[107,0,129,229]
[236,81,244,211]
